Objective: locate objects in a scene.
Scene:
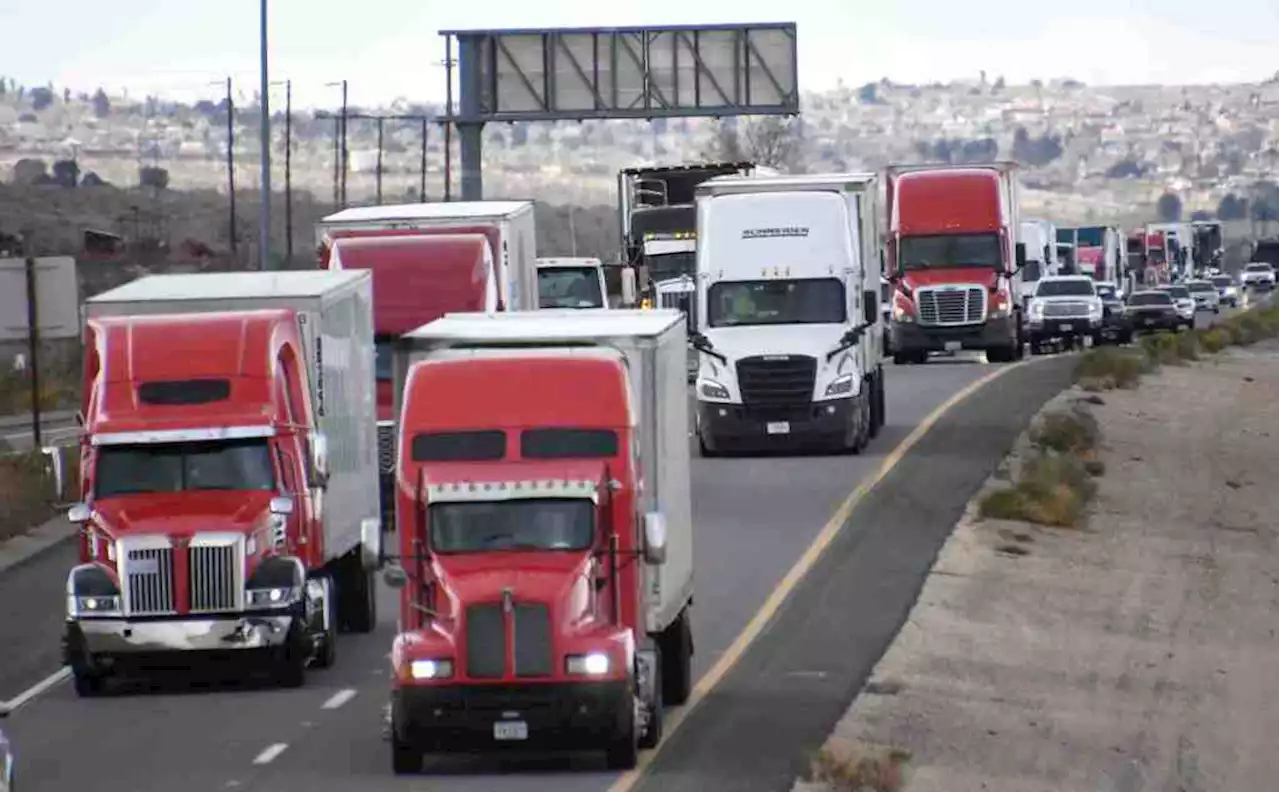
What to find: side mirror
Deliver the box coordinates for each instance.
[269,496,295,515]
[862,290,878,325]
[67,502,91,524]
[382,564,409,589]
[360,516,383,570]
[75,410,85,427]
[620,267,638,307]
[310,432,330,488]
[642,511,668,566]
[1015,243,1027,268]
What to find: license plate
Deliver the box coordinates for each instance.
[943,340,962,352]
[766,421,791,435]
[132,557,159,574]
[493,721,528,741]
[1058,323,1073,332]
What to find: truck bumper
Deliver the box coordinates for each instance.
[892,316,1015,353]
[1026,317,1102,342]
[697,397,855,452]
[64,612,299,669]
[392,681,631,752]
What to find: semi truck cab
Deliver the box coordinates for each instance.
[535,257,608,309]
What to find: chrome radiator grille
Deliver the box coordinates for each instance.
[1042,301,1090,318]
[916,286,986,326]
[121,544,176,615]
[189,541,241,613]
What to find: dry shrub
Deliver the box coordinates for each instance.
[1031,408,1100,455]
[810,743,912,792]
[0,450,59,540]
[1074,347,1145,389]
[1140,331,1183,365]
[979,454,1093,528]
[1197,327,1228,353]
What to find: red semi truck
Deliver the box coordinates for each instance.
[381,309,693,773]
[884,162,1027,364]
[66,271,383,695]
[325,233,497,530]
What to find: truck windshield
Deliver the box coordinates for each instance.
[538,268,604,309]
[1037,280,1094,297]
[1075,227,1104,247]
[430,498,594,553]
[645,251,695,282]
[1128,292,1172,306]
[95,438,275,498]
[707,278,846,328]
[374,337,394,382]
[1161,286,1190,299]
[1186,281,1215,293]
[899,233,1002,271]
[1022,261,1043,282]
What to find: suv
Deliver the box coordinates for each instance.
[1210,274,1241,308]
[1025,275,1104,353]
[1184,279,1221,313]
[1240,262,1277,291]
[1125,290,1181,332]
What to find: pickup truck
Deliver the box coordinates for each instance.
[1124,290,1182,333]
[1024,275,1104,353]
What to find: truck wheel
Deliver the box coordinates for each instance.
[659,609,694,705]
[867,372,882,440]
[604,695,639,771]
[639,651,664,750]
[877,369,887,430]
[273,621,309,688]
[697,432,722,459]
[337,550,378,634]
[71,662,106,698]
[312,576,338,670]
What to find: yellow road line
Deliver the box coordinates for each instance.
[607,356,1039,791]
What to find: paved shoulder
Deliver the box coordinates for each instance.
[631,355,1076,792]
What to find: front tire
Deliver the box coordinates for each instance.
[390,700,421,775]
[604,692,639,770]
[71,661,106,698]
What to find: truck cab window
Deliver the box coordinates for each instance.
[707,279,846,327]
[899,233,1001,270]
[430,499,594,553]
[95,438,276,498]
[538,269,604,309]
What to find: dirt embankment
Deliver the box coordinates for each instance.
[797,341,1279,792]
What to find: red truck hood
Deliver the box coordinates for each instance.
[901,267,1000,290]
[92,490,275,538]
[435,552,595,622]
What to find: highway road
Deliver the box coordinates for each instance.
[0,353,1093,791]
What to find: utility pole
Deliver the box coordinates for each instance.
[218,78,237,255]
[443,47,454,202]
[340,79,348,206]
[419,117,428,202]
[284,79,292,265]
[258,0,272,269]
[375,117,384,204]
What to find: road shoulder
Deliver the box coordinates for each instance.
[629,355,1076,792]
[794,342,1279,792]
[0,513,76,574]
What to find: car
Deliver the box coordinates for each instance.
[1125,289,1182,333]
[1210,274,1241,308]
[1024,275,1105,353]
[1184,279,1221,313]
[1240,262,1277,291]
[1156,284,1197,329]
[0,703,13,792]
[1094,284,1132,344]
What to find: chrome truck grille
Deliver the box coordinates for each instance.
[377,422,396,474]
[463,601,554,679]
[915,285,987,326]
[121,542,176,615]
[736,355,817,407]
[188,537,244,613]
[1042,301,1090,318]
[118,535,244,616]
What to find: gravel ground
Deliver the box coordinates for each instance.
[793,340,1279,792]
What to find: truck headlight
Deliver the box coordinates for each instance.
[565,652,610,676]
[1029,301,1045,319]
[246,586,300,607]
[824,374,854,397]
[67,564,123,618]
[409,658,454,680]
[697,378,730,401]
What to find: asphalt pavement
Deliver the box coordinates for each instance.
[0,355,1049,792]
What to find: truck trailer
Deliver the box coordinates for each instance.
[67,271,383,695]
[383,309,694,772]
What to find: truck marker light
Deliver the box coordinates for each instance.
[565,652,610,676]
[409,659,453,680]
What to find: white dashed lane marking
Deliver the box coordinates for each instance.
[253,743,289,765]
[321,688,357,710]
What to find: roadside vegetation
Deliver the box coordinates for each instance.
[0,442,79,542]
[807,742,912,792]
[978,405,1102,527]
[1074,302,1278,391]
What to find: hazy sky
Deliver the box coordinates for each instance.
[3,0,1277,110]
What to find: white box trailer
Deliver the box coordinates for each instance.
[392,308,693,635]
[82,270,380,559]
[317,201,539,312]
